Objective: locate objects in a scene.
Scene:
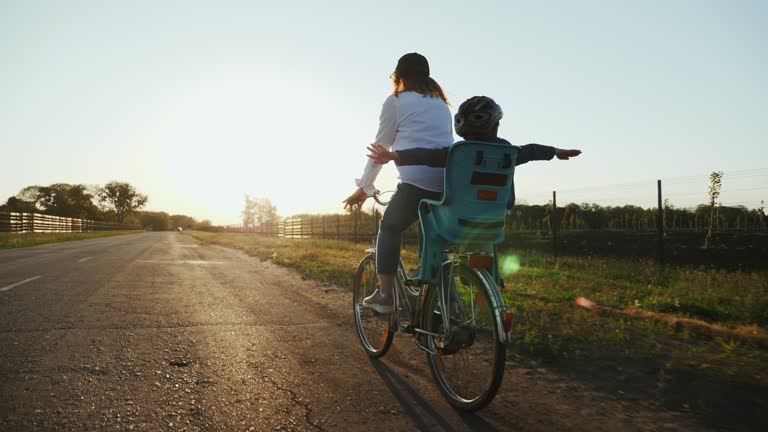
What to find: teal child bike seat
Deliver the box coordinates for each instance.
[416,141,519,284]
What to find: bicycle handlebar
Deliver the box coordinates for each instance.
[370,192,390,206]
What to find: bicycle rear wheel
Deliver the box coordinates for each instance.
[353,254,394,357]
[423,262,506,411]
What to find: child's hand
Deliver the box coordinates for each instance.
[555,149,582,160]
[367,144,399,165]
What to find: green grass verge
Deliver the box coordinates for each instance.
[185,231,420,287]
[502,250,768,326]
[186,230,767,327]
[185,230,768,421]
[0,231,145,249]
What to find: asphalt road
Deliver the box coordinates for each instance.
[0,232,708,431]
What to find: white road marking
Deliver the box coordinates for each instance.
[0,276,42,292]
[135,260,226,265]
[78,256,93,263]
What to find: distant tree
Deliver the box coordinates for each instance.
[254,198,278,226]
[138,211,170,231]
[3,184,101,219]
[99,181,148,223]
[242,195,257,230]
[122,213,141,226]
[37,184,102,219]
[16,186,41,205]
[704,171,723,248]
[170,214,197,230]
[578,203,611,229]
[242,195,278,230]
[0,196,38,213]
[196,219,213,229]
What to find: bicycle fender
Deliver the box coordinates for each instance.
[475,268,510,345]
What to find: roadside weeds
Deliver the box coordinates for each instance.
[186,230,768,430]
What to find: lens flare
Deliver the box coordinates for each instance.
[500,254,521,277]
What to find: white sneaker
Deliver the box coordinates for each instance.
[362,289,393,314]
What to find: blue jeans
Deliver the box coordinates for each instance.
[376,183,442,275]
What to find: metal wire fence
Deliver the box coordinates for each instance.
[222,212,386,244]
[219,174,767,269]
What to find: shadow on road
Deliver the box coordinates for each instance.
[369,358,498,432]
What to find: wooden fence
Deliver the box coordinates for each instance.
[224,211,418,244]
[0,211,142,233]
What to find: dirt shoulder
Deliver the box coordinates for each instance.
[186,231,767,431]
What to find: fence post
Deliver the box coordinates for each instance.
[353,211,358,243]
[322,216,325,239]
[552,191,558,259]
[657,179,664,264]
[336,214,340,240]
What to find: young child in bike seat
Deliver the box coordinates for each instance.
[360,96,581,313]
[367,95,581,173]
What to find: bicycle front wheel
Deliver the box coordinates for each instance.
[352,254,394,357]
[423,263,506,411]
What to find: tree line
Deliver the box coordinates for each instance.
[241,195,278,230]
[506,201,766,232]
[235,193,765,234]
[0,182,210,231]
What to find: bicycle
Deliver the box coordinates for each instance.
[352,141,517,411]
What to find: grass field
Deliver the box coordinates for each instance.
[186,230,767,427]
[0,231,145,249]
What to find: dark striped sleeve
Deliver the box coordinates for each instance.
[395,147,450,168]
[516,144,556,165]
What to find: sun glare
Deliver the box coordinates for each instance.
[142,70,385,224]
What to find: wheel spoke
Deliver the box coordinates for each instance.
[425,264,505,410]
[353,254,394,358]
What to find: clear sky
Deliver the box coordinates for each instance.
[1,0,766,224]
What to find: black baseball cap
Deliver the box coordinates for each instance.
[394,52,430,79]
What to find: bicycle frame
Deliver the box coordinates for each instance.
[364,247,511,349]
[439,255,511,345]
[366,176,511,351]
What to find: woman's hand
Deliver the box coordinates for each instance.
[343,187,368,211]
[367,144,400,165]
[555,148,582,160]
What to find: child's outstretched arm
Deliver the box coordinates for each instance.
[367,144,450,167]
[368,143,581,167]
[517,144,581,165]
[555,148,581,160]
[366,144,400,164]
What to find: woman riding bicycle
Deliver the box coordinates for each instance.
[343,52,452,313]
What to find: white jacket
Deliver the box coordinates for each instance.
[356,91,453,194]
